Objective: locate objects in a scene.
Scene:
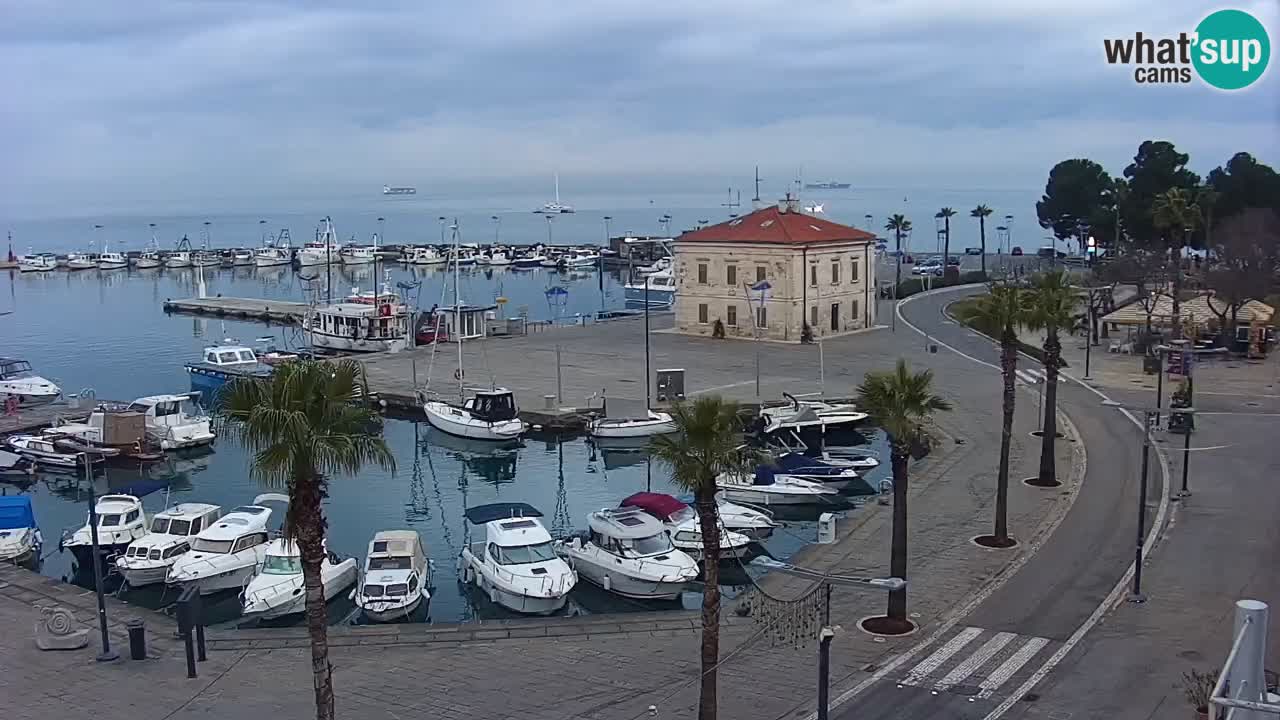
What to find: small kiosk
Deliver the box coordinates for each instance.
[435,304,497,341]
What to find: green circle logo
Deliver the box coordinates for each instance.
[1192,9,1270,90]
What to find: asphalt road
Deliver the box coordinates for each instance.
[834,285,1155,720]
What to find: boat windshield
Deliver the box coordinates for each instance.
[494,542,557,565]
[99,514,122,527]
[0,361,34,379]
[628,533,674,556]
[191,538,234,554]
[151,517,191,535]
[262,554,302,575]
[369,556,412,570]
[362,584,384,598]
[668,506,696,524]
[385,583,409,597]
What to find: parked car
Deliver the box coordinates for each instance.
[945,255,961,266]
[1036,246,1056,258]
[1011,246,1024,256]
[911,258,944,276]
[964,247,982,255]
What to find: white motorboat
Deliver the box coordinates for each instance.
[510,253,547,268]
[637,257,672,275]
[459,503,576,614]
[65,252,96,270]
[241,538,358,620]
[116,503,222,587]
[167,494,287,595]
[165,251,193,268]
[716,470,840,506]
[562,249,600,268]
[133,249,162,269]
[624,269,676,306]
[230,249,255,266]
[405,246,446,265]
[487,249,513,266]
[555,507,698,600]
[63,494,148,565]
[588,409,676,439]
[354,530,433,622]
[759,453,865,492]
[6,434,103,472]
[125,393,216,450]
[0,496,42,568]
[759,395,869,435]
[18,252,57,272]
[96,237,128,270]
[306,275,411,354]
[0,357,61,406]
[297,217,340,266]
[619,493,753,561]
[698,492,778,539]
[0,449,37,479]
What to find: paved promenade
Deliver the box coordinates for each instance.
[0,293,1088,720]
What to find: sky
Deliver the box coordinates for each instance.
[2,0,1278,219]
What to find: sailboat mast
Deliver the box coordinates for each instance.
[554,173,560,204]
[644,276,651,410]
[452,221,464,400]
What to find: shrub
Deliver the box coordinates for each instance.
[712,318,725,339]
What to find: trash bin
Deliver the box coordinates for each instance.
[126,618,146,660]
[1142,354,1161,374]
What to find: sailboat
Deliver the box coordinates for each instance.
[588,276,675,439]
[535,174,575,214]
[420,222,528,441]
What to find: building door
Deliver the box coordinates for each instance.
[831,303,840,332]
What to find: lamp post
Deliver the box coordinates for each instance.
[545,214,554,245]
[437,216,446,245]
[491,215,501,244]
[1130,409,1157,602]
[83,453,118,662]
[602,215,612,245]
[863,213,872,231]
[1175,406,1195,499]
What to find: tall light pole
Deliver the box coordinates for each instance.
[438,216,446,245]
[864,213,872,230]
[491,215,501,245]
[545,214,554,245]
[83,453,118,662]
[602,215,612,245]
[258,219,267,246]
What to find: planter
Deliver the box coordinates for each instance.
[1195,708,1208,720]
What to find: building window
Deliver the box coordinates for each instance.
[697,263,708,284]
[756,266,766,283]
[831,261,840,284]
[756,305,767,329]
[810,305,818,328]
[698,303,709,324]
[851,260,859,282]
[726,264,737,286]
[831,302,840,332]
[810,264,818,287]
[851,299,859,326]
[726,305,737,327]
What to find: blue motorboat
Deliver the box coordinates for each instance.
[184,344,273,401]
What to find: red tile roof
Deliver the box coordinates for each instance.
[678,204,876,246]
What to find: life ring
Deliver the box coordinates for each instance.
[454,368,464,381]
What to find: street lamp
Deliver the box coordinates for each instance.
[864,213,872,230]
[81,453,118,662]
[602,215,612,244]
[437,216,446,245]
[491,215,501,244]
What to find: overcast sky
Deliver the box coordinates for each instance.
[2,0,1277,219]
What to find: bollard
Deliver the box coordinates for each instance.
[544,394,555,410]
[126,618,147,660]
[196,625,207,662]
[175,585,202,678]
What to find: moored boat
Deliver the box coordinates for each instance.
[115,503,222,587]
[354,530,433,622]
[0,357,61,406]
[0,496,43,569]
[62,494,148,565]
[555,507,697,600]
[241,538,358,620]
[458,502,576,614]
[167,494,287,595]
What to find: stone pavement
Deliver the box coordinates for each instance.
[0,298,1083,720]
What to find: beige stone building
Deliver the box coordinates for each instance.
[673,199,878,342]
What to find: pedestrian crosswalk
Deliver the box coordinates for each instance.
[897,626,1055,699]
[1014,368,1047,385]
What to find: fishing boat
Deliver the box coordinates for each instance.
[716,469,839,506]
[166,236,195,268]
[297,217,340,266]
[133,247,162,269]
[62,494,148,565]
[254,229,292,267]
[167,494,288,595]
[637,257,672,275]
[353,530,433,622]
[44,404,165,462]
[534,174,575,214]
[458,503,577,615]
[115,503,222,587]
[624,269,677,306]
[230,248,255,266]
[340,233,379,265]
[306,274,411,354]
[555,507,698,600]
[125,393,216,450]
[0,357,61,406]
[0,496,42,569]
[18,252,57,272]
[5,435,104,472]
[184,343,273,398]
[96,237,128,270]
[192,250,221,268]
[405,246,446,265]
[619,493,753,561]
[65,252,95,270]
[241,538,358,620]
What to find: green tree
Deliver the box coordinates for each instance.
[1036,159,1114,245]
[1153,187,1202,338]
[885,214,912,291]
[937,207,957,269]
[1197,185,1221,250]
[955,284,1024,547]
[649,397,758,720]
[1022,270,1075,487]
[855,360,952,632]
[1119,141,1201,250]
[970,205,993,276]
[1204,209,1280,342]
[218,360,396,720]
[1206,152,1280,222]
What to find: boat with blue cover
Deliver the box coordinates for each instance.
[0,496,42,568]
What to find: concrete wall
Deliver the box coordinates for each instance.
[674,240,877,341]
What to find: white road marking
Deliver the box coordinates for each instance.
[976,637,1050,699]
[900,627,983,687]
[687,379,757,396]
[935,632,1016,690]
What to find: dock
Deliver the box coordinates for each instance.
[0,398,112,437]
[162,296,309,323]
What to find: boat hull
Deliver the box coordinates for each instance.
[623,287,676,305]
[423,402,525,441]
[242,560,358,620]
[358,592,426,623]
[587,416,676,439]
[169,562,258,595]
[570,558,689,600]
[310,332,407,354]
[716,486,834,506]
[118,563,171,587]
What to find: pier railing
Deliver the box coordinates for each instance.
[1212,600,1279,719]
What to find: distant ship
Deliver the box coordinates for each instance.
[383,185,417,196]
[804,181,851,190]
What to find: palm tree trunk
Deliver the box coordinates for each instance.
[979,216,987,277]
[943,218,951,267]
[694,485,721,720]
[1170,243,1183,340]
[1036,330,1060,486]
[894,229,902,291]
[996,332,1016,540]
[887,448,909,621]
[294,476,335,720]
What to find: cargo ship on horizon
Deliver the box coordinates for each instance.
[804,181,851,190]
[383,185,417,195]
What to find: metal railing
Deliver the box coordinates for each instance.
[1212,600,1279,719]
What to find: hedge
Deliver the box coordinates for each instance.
[894,271,988,299]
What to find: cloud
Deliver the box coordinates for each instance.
[1,0,1276,218]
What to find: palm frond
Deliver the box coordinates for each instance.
[855,359,951,451]
[649,396,759,494]
[1022,270,1077,334]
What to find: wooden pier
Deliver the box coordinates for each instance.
[0,398,112,437]
[162,296,308,324]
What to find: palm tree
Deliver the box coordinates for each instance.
[649,396,758,720]
[218,360,395,720]
[937,207,957,268]
[970,205,993,277]
[885,214,912,292]
[855,360,952,632]
[1022,270,1075,487]
[1153,188,1201,339]
[956,284,1024,547]
[1196,185,1221,251]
